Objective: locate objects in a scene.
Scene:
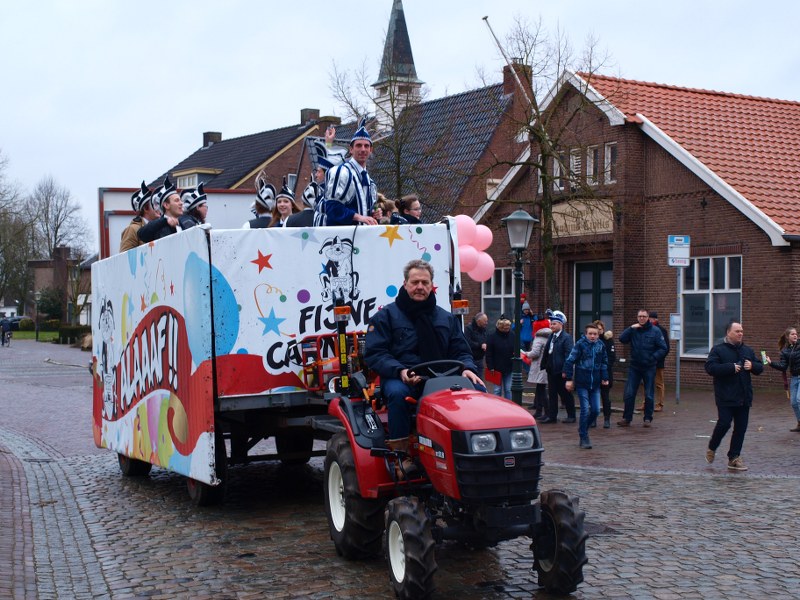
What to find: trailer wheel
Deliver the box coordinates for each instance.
[532,489,588,595]
[276,430,314,465]
[385,496,437,600]
[117,453,152,477]
[187,434,228,507]
[323,432,384,559]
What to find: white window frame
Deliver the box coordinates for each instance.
[604,142,617,184]
[287,173,298,191]
[553,154,564,191]
[177,174,198,188]
[681,255,742,357]
[586,146,599,186]
[537,154,543,194]
[569,149,581,184]
[481,267,515,320]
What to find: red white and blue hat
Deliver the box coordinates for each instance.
[350,116,372,145]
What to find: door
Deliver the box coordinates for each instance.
[575,262,613,334]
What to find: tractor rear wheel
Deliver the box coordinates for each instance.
[384,496,437,600]
[323,432,384,559]
[117,453,152,477]
[532,489,588,595]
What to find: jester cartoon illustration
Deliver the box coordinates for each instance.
[319,235,360,302]
[98,297,117,419]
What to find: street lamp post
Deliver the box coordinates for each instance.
[502,209,538,405]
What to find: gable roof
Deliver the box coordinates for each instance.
[151,122,316,189]
[583,73,800,243]
[371,83,511,220]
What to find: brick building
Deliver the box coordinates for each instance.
[473,72,800,388]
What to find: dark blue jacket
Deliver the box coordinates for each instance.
[485,327,514,375]
[705,341,763,407]
[137,216,178,242]
[619,321,667,370]
[563,335,609,390]
[365,302,477,380]
[540,330,574,375]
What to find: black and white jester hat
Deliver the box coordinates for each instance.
[275,177,294,202]
[255,178,276,211]
[310,139,345,171]
[350,116,372,145]
[301,181,321,210]
[153,176,177,209]
[130,181,153,213]
[182,182,207,212]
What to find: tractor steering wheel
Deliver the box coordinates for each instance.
[407,360,466,380]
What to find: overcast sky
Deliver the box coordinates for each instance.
[2,0,799,252]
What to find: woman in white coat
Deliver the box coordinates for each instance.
[525,319,552,418]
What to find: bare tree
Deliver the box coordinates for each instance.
[64,249,92,325]
[28,175,91,259]
[0,149,33,308]
[480,16,618,309]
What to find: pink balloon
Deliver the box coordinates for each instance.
[459,245,479,272]
[468,251,495,282]
[454,214,477,246]
[473,225,493,251]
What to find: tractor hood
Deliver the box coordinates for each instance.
[417,388,536,432]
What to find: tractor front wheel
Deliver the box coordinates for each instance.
[532,489,588,595]
[384,496,437,600]
[323,432,384,559]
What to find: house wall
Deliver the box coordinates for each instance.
[475,86,796,391]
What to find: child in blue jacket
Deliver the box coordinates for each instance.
[563,322,609,449]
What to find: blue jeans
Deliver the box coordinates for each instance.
[790,375,800,421]
[709,404,750,459]
[382,378,417,440]
[577,386,601,438]
[494,372,512,400]
[623,365,656,421]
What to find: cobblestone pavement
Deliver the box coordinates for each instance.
[2,340,799,599]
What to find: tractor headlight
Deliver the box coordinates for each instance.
[510,429,534,450]
[470,432,497,454]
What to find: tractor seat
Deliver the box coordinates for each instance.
[422,376,475,396]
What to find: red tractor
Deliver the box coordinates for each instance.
[319,359,587,599]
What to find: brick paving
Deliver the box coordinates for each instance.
[1,340,799,599]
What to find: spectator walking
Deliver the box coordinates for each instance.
[593,319,616,428]
[704,321,763,471]
[765,325,800,431]
[486,317,514,400]
[464,312,489,380]
[617,309,667,427]
[525,317,551,418]
[563,322,609,449]
[539,310,576,424]
[639,311,670,412]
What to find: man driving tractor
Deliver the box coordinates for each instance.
[364,259,484,476]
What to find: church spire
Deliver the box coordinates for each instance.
[372,0,423,130]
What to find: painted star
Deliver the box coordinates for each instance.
[140,294,147,312]
[251,250,273,273]
[258,308,286,336]
[379,225,404,247]
[291,228,319,251]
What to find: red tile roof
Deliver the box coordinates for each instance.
[582,73,800,237]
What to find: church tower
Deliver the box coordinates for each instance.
[372,0,424,131]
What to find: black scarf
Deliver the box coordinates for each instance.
[395,286,445,362]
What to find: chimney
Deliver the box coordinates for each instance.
[300,108,320,125]
[503,60,532,96]
[203,131,222,147]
